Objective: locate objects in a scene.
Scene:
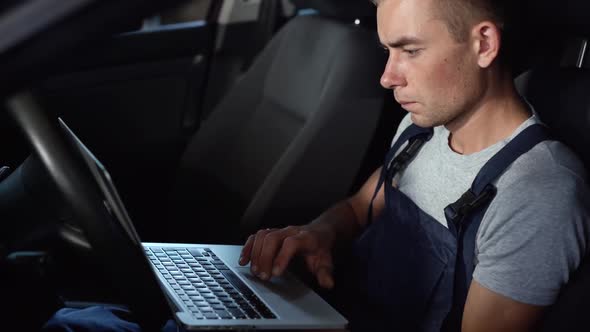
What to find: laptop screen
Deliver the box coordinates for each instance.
[58,117,142,245]
[56,117,173,329]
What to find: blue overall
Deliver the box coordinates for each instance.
[350,123,550,332]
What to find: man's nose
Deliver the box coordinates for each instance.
[380,56,406,89]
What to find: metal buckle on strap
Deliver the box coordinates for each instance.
[387,138,426,173]
[444,185,497,230]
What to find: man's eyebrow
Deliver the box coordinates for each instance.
[380,36,424,49]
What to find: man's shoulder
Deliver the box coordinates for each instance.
[485,139,590,227]
[475,140,590,307]
[498,140,587,190]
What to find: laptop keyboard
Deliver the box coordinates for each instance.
[145,247,276,320]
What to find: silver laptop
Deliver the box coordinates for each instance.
[58,118,348,330]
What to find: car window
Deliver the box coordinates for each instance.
[142,0,211,29]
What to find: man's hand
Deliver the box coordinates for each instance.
[238,167,385,289]
[239,225,336,289]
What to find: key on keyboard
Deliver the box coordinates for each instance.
[146,247,276,320]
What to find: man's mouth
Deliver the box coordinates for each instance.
[398,100,416,107]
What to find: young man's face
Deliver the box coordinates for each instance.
[377,0,485,128]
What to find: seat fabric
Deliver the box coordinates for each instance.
[166,1,387,243]
[516,37,590,331]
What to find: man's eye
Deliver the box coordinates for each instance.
[381,46,390,54]
[404,49,421,56]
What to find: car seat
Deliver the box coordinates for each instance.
[165,0,389,243]
[515,2,590,329]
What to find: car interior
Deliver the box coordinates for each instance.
[1,0,590,330]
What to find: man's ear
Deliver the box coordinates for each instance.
[471,21,501,68]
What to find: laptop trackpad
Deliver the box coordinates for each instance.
[233,267,309,301]
[228,266,346,325]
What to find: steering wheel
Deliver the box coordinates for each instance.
[4,92,172,330]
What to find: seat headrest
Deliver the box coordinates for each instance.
[516,34,590,170]
[517,68,590,169]
[494,0,590,75]
[290,0,375,19]
[526,0,590,35]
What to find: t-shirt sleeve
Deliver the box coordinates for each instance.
[473,163,590,306]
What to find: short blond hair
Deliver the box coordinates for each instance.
[371,0,506,42]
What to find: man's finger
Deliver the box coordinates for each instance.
[250,229,274,274]
[257,227,300,280]
[306,253,334,289]
[239,235,255,265]
[273,230,317,276]
[316,265,334,289]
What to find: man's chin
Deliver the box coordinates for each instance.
[410,113,437,128]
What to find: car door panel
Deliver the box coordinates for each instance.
[33,23,213,236]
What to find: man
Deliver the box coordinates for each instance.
[239,0,590,331]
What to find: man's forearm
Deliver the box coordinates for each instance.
[308,200,364,249]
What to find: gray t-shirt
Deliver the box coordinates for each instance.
[390,111,590,306]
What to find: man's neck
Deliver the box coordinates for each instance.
[445,79,531,155]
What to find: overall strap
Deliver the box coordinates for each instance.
[444,124,552,230]
[473,124,551,193]
[367,124,433,224]
[443,123,552,332]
